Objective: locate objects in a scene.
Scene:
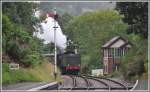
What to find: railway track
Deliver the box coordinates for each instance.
[59,75,90,90]
[28,75,134,90]
[59,75,133,90]
[71,75,91,90]
[83,75,127,90]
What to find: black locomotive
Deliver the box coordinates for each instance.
[57,40,81,75]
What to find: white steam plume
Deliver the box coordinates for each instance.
[34,17,67,49]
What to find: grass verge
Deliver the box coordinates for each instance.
[2,59,62,85]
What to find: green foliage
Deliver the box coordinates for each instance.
[2,2,62,85]
[2,2,39,34]
[58,12,73,30]
[2,4,43,67]
[42,43,54,54]
[2,63,39,85]
[116,2,148,38]
[6,41,23,61]
[64,10,128,73]
[111,71,121,78]
[23,51,41,67]
[2,60,62,85]
[120,34,147,80]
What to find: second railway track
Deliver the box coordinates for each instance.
[59,75,133,90]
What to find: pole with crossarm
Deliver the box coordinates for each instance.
[53,8,58,80]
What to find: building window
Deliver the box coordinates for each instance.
[115,48,124,58]
[108,48,114,58]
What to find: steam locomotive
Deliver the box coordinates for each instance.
[46,12,81,74]
[57,40,81,75]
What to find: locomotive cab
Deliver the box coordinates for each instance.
[61,53,81,74]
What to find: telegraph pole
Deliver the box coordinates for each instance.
[53,8,58,80]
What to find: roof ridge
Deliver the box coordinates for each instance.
[102,36,132,48]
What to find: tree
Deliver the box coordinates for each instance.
[116,2,148,39]
[121,50,146,80]
[2,2,39,35]
[42,43,55,54]
[120,33,147,80]
[57,12,73,30]
[2,3,44,67]
[64,10,128,73]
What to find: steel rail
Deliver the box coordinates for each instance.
[60,75,130,90]
[83,75,128,90]
[77,75,91,90]
[84,75,110,90]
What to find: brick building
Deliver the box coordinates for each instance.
[102,36,132,74]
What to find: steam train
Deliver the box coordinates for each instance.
[57,40,81,75]
[46,12,81,74]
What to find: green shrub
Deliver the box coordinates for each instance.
[23,51,41,67]
[2,63,39,85]
[2,63,11,84]
[118,33,148,80]
[6,41,22,60]
[111,71,121,77]
[3,14,43,68]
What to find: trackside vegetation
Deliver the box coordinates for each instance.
[2,60,62,85]
[2,2,61,85]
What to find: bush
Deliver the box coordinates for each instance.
[2,63,40,85]
[3,14,43,68]
[111,71,121,77]
[23,52,41,67]
[6,41,23,61]
[121,54,145,80]
[118,33,148,80]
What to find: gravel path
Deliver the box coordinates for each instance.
[60,75,73,88]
